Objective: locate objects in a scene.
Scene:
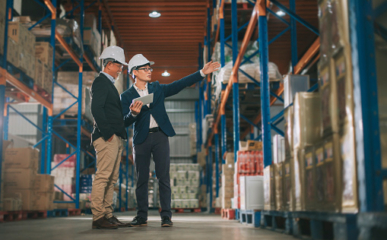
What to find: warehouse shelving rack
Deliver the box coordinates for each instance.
[196,0,320,213]
[0,0,134,212]
[197,0,387,238]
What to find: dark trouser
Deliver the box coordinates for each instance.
[133,131,171,219]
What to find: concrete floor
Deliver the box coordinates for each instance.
[0,210,295,240]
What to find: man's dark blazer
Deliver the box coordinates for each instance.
[91,73,127,142]
[121,71,203,145]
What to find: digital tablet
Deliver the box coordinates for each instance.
[133,93,154,105]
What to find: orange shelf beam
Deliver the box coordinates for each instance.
[208,0,260,145]
[0,67,53,114]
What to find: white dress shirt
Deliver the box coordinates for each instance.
[100,71,115,84]
[131,70,206,129]
[132,83,159,129]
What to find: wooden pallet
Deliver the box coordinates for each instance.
[47,209,69,217]
[240,210,261,227]
[0,211,23,222]
[214,208,221,215]
[221,209,236,220]
[22,210,47,220]
[68,209,81,216]
[172,208,201,213]
[262,210,358,240]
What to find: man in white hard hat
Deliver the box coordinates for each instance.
[121,54,220,227]
[90,46,131,229]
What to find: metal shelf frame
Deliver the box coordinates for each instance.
[195,0,321,212]
[0,0,132,211]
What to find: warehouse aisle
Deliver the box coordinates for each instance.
[0,210,294,240]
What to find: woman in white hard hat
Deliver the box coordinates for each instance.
[90,46,131,229]
[121,54,220,227]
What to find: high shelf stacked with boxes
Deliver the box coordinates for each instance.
[0,0,135,218]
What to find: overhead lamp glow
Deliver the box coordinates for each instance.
[162,70,170,77]
[149,11,161,18]
[276,10,286,17]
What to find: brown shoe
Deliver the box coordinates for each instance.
[107,216,132,227]
[92,217,119,229]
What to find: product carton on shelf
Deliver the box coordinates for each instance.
[3,147,39,170]
[35,42,54,70]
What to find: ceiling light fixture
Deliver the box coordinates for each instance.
[162,70,170,77]
[276,10,286,17]
[149,11,161,18]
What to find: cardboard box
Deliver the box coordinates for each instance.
[275,162,283,211]
[4,147,39,170]
[8,21,35,55]
[35,58,44,88]
[3,197,22,211]
[35,192,54,210]
[6,37,20,67]
[35,42,53,70]
[19,49,35,78]
[35,175,55,192]
[5,189,37,210]
[239,140,263,151]
[57,71,97,87]
[4,168,36,189]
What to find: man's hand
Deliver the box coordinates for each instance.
[201,61,221,75]
[130,101,143,115]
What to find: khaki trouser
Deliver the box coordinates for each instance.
[91,134,123,221]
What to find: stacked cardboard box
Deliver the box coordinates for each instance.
[7,21,36,79]
[222,153,234,209]
[170,164,201,209]
[76,14,101,57]
[3,147,55,211]
[197,145,206,167]
[51,154,76,201]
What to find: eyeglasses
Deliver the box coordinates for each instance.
[113,63,123,69]
[137,67,153,72]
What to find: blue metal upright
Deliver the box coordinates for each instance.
[258,2,272,167]
[349,0,384,212]
[231,0,240,163]
[208,146,213,212]
[214,133,220,197]
[289,0,298,72]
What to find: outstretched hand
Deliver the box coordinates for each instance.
[201,61,221,75]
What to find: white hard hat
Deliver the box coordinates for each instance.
[99,46,128,65]
[128,54,154,74]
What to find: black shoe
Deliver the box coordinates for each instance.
[130,216,148,227]
[92,217,118,229]
[107,215,132,227]
[161,216,173,227]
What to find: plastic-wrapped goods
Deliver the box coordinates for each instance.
[263,165,276,210]
[293,92,322,149]
[318,0,332,63]
[314,146,325,207]
[211,41,259,65]
[275,162,283,211]
[31,19,83,55]
[273,134,285,164]
[283,75,310,108]
[57,71,98,87]
[53,84,93,122]
[318,63,338,135]
[291,149,304,211]
[323,134,342,212]
[340,122,359,213]
[217,61,282,85]
[282,159,292,211]
[303,147,316,211]
[333,51,347,124]
[284,106,294,158]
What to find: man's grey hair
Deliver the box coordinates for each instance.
[103,58,115,67]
